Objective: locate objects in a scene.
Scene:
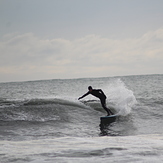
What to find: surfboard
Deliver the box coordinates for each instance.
[100,115,116,119]
[100,115,116,124]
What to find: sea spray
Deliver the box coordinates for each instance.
[105,78,137,116]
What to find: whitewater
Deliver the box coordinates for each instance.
[0,74,163,162]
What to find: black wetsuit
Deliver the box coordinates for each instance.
[79,89,113,115]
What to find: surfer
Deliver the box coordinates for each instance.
[78,86,113,116]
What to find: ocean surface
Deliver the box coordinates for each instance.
[0,74,163,163]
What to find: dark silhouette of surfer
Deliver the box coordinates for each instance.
[78,86,113,116]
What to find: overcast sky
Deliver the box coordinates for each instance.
[0,0,163,82]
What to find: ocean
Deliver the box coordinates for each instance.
[0,74,163,163]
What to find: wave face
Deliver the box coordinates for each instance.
[0,75,163,140]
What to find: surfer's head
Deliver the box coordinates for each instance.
[88,86,93,91]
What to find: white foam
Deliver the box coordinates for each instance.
[105,78,137,116]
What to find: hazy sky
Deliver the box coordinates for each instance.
[0,0,163,82]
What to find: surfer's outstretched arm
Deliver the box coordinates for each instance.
[78,92,89,100]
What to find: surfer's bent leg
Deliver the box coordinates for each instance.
[100,98,113,115]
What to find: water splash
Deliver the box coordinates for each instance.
[105,78,137,116]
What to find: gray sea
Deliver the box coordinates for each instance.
[0,74,163,163]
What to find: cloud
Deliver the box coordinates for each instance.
[0,28,163,82]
